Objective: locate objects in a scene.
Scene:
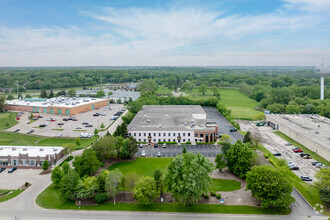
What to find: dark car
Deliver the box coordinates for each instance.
[230,128,237,132]
[63,118,68,121]
[290,166,299,170]
[273,152,282,156]
[39,124,47,127]
[93,113,100,116]
[0,167,6,173]
[300,153,309,157]
[8,167,17,173]
[27,129,34,134]
[57,123,64,126]
[85,124,93,127]
[301,176,312,181]
[82,122,89,125]
[154,143,158,148]
[38,115,43,118]
[68,117,74,120]
[13,129,20,133]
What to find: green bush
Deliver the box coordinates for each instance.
[94,192,109,204]
[210,191,216,197]
[25,182,29,187]
[253,147,256,150]
[264,153,269,159]
[203,194,210,199]
[158,141,177,144]
[216,193,221,199]
[268,158,276,166]
[196,141,216,145]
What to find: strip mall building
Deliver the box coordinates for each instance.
[5,97,110,115]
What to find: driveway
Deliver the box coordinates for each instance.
[203,107,243,144]
[0,169,41,189]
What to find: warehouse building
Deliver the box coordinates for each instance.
[0,146,63,169]
[267,114,330,161]
[5,97,110,115]
[128,105,218,144]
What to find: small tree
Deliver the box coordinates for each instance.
[254,113,265,122]
[105,169,123,206]
[42,160,49,170]
[94,128,99,136]
[6,94,15,100]
[120,175,126,195]
[51,166,64,187]
[219,134,231,144]
[63,143,76,156]
[125,172,139,190]
[106,130,111,136]
[5,120,9,128]
[243,131,252,143]
[96,169,110,192]
[61,162,71,175]
[60,169,81,200]
[226,141,253,178]
[68,89,76,97]
[48,90,54,98]
[198,84,208,95]
[133,176,158,206]
[100,123,105,129]
[75,137,81,147]
[314,168,330,207]
[153,169,164,196]
[182,146,187,154]
[73,148,101,177]
[215,154,226,172]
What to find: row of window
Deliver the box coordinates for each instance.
[131,132,191,137]
[0,159,51,166]
[137,138,191,143]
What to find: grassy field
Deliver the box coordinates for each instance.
[0,131,97,147]
[155,85,172,96]
[108,158,241,192]
[186,88,260,120]
[0,189,25,203]
[36,184,288,215]
[0,112,18,130]
[274,131,329,166]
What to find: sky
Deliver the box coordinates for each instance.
[0,0,329,67]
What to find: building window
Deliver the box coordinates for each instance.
[183,139,185,142]
[153,139,156,142]
[173,133,176,136]
[139,133,141,137]
[188,133,190,137]
[159,133,161,136]
[153,133,156,136]
[173,139,175,142]
[163,133,166,136]
[178,133,180,137]
[144,133,146,137]
[188,139,190,142]
[168,139,171,142]
[129,133,131,136]
[168,133,171,136]
[144,139,146,142]
[134,133,136,137]
[200,134,204,137]
[195,133,198,137]
[139,139,141,142]
[183,133,185,136]
[164,139,166,142]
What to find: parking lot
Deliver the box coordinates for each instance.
[136,144,221,157]
[0,168,42,189]
[203,107,243,144]
[239,120,321,182]
[6,104,124,138]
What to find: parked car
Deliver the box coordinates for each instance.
[50,119,56,122]
[301,176,312,181]
[300,153,308,157]
[230,128,237,132]
[290,165,299,170]
[0,167,6,173]
[101,113,106,116]
[273,152,281,156]
[63,118,68,121]
[57,123,64,126]
[39,124,47,127]
[141,150,146,157]
[312,161,319,165]
[72,118,78,121]
[284,143,292,146]
[75,127,82,129]
[27,129,34,134]
[154,143,158,148]
[139,143,144,148]
[85,124,93,127]
[57,134,63,137]
[68,116,74,120]
[303,155,312,159]
[292,148,303,153]
[13,129,20,133]
[315,163,326,168]
[93,113,100,116]
[8,167,17,173]
[163,143,167,148]
[38,115,43,118]
[82,122,89,125]
[110,116,118,120]
[157,151,161,157]
[46,118,52,121]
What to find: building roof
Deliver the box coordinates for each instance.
[5,97,108,108]
[128,105,217,132]
[0,146,63,157]
[266,114,330,150]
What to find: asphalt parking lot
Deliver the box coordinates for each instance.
[6,104,124,138]
[203,107,243,144]
[136,144,221,157]
[0,168,41,189]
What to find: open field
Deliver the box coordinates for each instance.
[187,88,260,120]
[155,85,172,95]
[0,112,18,130]
[36,184,288,215]
[0,131,97,147]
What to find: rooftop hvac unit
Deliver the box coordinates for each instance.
[23,148,27,151]
[65,103,69,105]
[184,122,187,126]
[159,123,162,128]
[146,119,150,123]
[0,147,3,150]
[12,147,16,151]
[53,149,58,151]
[39,148,44,151]
[139,122,143,126]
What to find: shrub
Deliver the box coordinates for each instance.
[42,160,49,170]
[94,192,109,204]
[210,191,216,197]
[268,158,276,166]
[216,193,221,199]
[253,147,256,150]
[203,194,210,199]
[25,182,29,187]
[264,153,270,159]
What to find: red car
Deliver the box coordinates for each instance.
[292,148,303,153]
[50,119,56,122]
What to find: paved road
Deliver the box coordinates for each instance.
[203,107,243,144]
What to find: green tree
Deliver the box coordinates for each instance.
[212,86,219,96]
[100,123,105,129]
[51,166,64,187]
[73,148,101,177]
[198,84,208,95]
[221,142,231,156]
[96,90,105,98]
[133,176,158,206]
[40,89,47,98]
[63,143,76,156]
[105,169,123,206]
[215,154,226,172]
[314,168,330,206]
[60,169,80,200]
[181,82,195,93]
[94,128,99,136]
[153,169,164,196]
[92,135,118,162]
[68,89,76,97]
[113,123,128,139]
[25,94,32,99]
[48,90,54,98]
[182,146,187,154]
[286,104,301,114]
[6,94,14,100]
[165,152,214,205]
[139,79,157,93]
[42,160,49,171]
[219,134,231,144]
[119,137,138,159]
[61,162,71,175]
[17,93,23,99]
[75,137,81,147]
[253,113,265,121]
[125,172,139,191]
[5,120,9,128]
[127,101,143,114]
[122,111,135,124]
[246,166,295,208]
[96,169,110,192]
[226,141,253,178]
[243,131,252,143]
[0,96,6,112]
[76,176,98,200]
[267,103,286,114]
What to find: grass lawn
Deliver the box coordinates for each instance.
[36,184,289,215]
[274,131,329,166]
[187,88,260,120]
[209,178,241,192]
[0,131,97,147]
[155,85,172,95]
[0,112,18,130]
[0,189,25,203]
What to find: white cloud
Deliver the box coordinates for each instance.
[283,0,330,12]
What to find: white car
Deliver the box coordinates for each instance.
[101,113,106,116]
[46,118,52,121]
[57,133,63,137]
[139,143,144,148]
[163,143,166,148]
[141,150,146,157]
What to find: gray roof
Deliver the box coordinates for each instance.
[128,105,216,132]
